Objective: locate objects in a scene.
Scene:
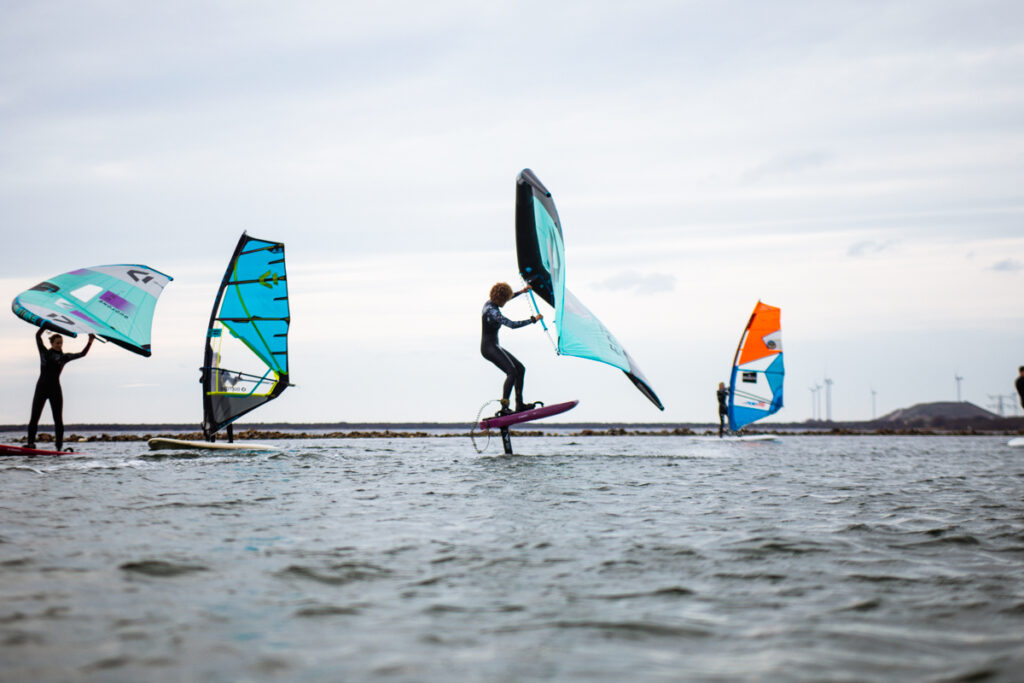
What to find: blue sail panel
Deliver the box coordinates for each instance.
[11,265,173,357]
[218,238,290,374]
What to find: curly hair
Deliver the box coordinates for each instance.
[489,282,514,306]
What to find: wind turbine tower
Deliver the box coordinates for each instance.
[824,377,834,422]
[955,374,964,402]
[871,388,877,420]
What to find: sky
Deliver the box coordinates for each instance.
[1,0,1022,425]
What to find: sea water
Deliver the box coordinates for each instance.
[1,435,1022,681]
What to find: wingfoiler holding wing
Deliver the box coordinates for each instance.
[515,168,664,410]
[11,265,172,356]
[201,233,291,440]
[727,301,784,431]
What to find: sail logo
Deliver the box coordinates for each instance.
[99,290,136,318]
[47,313,77,327]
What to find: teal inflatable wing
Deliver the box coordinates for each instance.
[12,265,173,357]
[515,168,664,410]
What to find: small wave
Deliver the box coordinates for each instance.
[142,499,265,510]
[278,562,392,585]
[294,603,364,617]
[503,619,712,639]
[588,586,695,601]
[835,598,883,612]
[119,560,209,577]
[894,534,982,549]
[81,656,132,673]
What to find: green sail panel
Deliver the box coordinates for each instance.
[11,265,173,357]
[202,233,290,437]
[515,168,663,410]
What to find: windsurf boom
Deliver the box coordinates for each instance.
[11,265,172,356]
[515,169,664,410]
[201,233,291,439]
[727,301,784,431]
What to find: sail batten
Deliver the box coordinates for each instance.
[727,301,784,431]
[515,168,664,410]
[202,233,290,438]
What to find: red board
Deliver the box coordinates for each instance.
[0,443,74,457]
[479,400,579,430]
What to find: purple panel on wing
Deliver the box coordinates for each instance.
[69,269,92,276]
[71,309,100,325]
[100,290,136,314]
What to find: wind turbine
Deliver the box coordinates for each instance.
[824,377,834,422]
[955,374,964,402]
[871,387,877,420]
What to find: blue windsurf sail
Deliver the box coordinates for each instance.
[201,233,291,438]
[727,301,784,431]
[515,168,664,410]
[11,265,173,357]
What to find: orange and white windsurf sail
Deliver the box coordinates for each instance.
[727,301,784,431]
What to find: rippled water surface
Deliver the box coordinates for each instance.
[2,435,1023,681]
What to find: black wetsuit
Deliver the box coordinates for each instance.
[28,328,90,451]
[481,293,535,408]
[717,386,729,438]
[1017,374,1024,410]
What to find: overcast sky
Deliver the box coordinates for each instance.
[1,0,1022,425]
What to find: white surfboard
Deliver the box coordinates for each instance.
[147,437,277,452]
[1007,437,1024,448]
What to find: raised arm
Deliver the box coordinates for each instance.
[65,334,95,361]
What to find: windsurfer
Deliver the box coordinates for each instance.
[481,282,543,414]
[1016,366,1024,410]
[717,382,729,437]
[27,326,94,452]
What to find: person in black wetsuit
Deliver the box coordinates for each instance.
[481,282,543,414]
[1016,366,1024,410]
[27,327,94,451]
[717,382,729,438]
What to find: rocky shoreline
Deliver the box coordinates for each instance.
[11,425,1024,443]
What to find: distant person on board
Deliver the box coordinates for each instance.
[481,282,543,414]
[717,382,729,438]
[27,326,94,452]
[1016,366,1024,410]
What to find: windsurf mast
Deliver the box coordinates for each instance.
[515,168,664,410]
[201,233,291,439]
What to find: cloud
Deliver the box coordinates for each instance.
[989,258,1023,272]
[848,240,896,258]
[592,271,676,295]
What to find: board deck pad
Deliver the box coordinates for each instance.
[148,438,276,452]
[0,443,75,456]
[479,400,579,430]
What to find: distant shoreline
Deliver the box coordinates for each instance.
[2,420,1022,443]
